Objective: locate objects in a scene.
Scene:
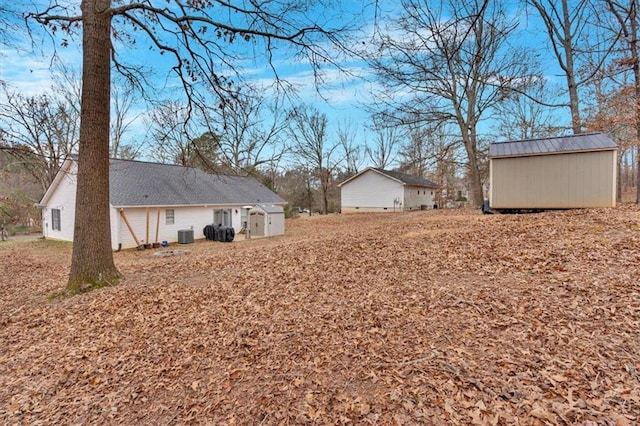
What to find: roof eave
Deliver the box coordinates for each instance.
[113,201,285,209]
[402,182,440,188]
[489,146,618,159]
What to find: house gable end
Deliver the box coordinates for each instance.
[39,158,75,206]
[339,167,438,188]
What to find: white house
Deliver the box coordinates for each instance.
[39,158,286,249]
[338,167,439,213]
[489,132,617,210]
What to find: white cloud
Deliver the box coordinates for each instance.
[1,39,83,96]
[2,51,53,95]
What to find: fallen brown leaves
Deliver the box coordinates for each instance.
[1,206,639,425]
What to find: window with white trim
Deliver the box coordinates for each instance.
[166,209,175,225]
[213,209,231,227]
[51,209,61,231]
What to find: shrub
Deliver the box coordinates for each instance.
[283,203,297,219]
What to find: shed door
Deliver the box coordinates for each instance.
[250,211,265,236]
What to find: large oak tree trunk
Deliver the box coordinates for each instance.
[459,119,484,209]
[464,143,484,209]
[67,0,120,292]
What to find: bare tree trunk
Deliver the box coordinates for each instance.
[617,152,623,203]
[464,139,484,208]
[530,0,587,134]
[321,170,329,215]
[628,149,632,189]
[561,0,582,134]
[636,141,640,204]
[633,147,637,191]
[458,114,484,208]
[67,0,120,292]
[631,2,640,203]
[603,0,640,202]
[305,170,313,216]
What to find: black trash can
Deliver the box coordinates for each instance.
[214,225,225,241]
[203,224,216,240]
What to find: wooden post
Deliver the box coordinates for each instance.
[145,207,150,244]
[119,209,141,247]
[155,208,161,244]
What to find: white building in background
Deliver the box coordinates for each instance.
[339,167,439,213]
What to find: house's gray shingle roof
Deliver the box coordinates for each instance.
[374,168,439,188]
[489,132,617,158]
[109,159,284,207]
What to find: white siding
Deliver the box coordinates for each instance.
[110,207,119,250]
[115,205,245,249]
[490,150,617,209]
[41,164,77,243]
[403,185,437,210]
[341,170,404,213]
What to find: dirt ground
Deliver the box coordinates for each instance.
[1,206,639,425]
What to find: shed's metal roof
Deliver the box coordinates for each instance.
[489,132,617,158]
[109,159,284,207]
[373,168,439,188]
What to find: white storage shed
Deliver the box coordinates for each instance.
[248,204,285,238]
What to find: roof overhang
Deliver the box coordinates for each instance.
[401,182,440,188]
[489,146,618,159]
[113,202,277,209]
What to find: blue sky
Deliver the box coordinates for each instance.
[1,1,383,164]
[1,0,575,170]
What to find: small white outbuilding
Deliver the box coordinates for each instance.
[248,204,285,238]
[489,132,617,210]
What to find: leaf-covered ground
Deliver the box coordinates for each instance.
[1,206,639,425]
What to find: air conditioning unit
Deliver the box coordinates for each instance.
[178,229,194,244]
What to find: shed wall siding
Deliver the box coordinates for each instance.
[341,170,403,211]
[266,213,285,236]
[41,166,77,242]
[115,206,242,249]
[490,150,616,208]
